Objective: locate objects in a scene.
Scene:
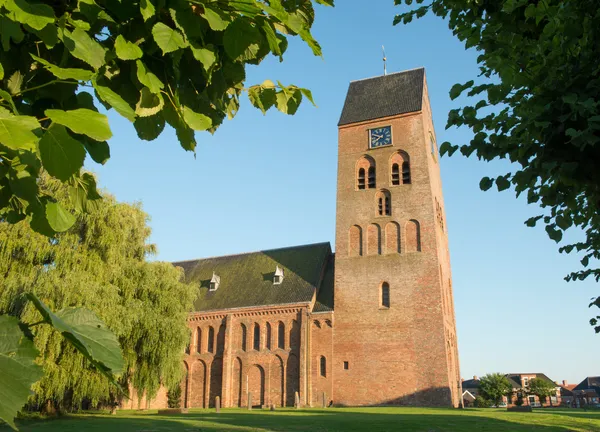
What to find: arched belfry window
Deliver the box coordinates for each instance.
[358,168,366,190]
[356,156,376,190]
[375,190,391,216]
[390,151,411,185]
[368,167,376,189]
[253,323,260,351]
[381,282,390,308]
[320,356,327,377]
[391,163,400,185]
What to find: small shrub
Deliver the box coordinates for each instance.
[167,386,182,409]
[475,396,491,408]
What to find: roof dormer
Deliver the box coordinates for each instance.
[210,272,220,291]
[273,266,284,285]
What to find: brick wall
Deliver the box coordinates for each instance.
[332,72,460,407]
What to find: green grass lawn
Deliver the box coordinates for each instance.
[5,407,600,432]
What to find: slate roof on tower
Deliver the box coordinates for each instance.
[338,67,425,126]
[173,242,333,312]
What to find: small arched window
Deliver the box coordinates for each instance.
[196,327,202,354]
[368,167,376,189]
[241,324,247,352]
[253,323,260,351]
[381,282,390,308]
[357,168,366,190]
[266,322,272,350]
[208,326,215,353]
[278,321,285,349]
[320,356,327,377]
[375,190,391,216]
[391,163,400,185]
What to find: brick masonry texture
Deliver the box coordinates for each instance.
[126,70,460,409]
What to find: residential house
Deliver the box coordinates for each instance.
[572,377,600,407]
[505,373,561,407]
[559,380,576,407]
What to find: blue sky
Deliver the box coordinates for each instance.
[89,2,599,385]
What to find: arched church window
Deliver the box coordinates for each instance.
[196,327,202,354]
[253,323,260,351]
[208,326,215,353]
[381,282,390,308]
[320,356,327,377]
[266,322,272,350]
[278,321,285,349]
[241,324,247,352]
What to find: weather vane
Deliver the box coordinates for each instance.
[382,45,387,76]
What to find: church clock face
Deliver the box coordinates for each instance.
[369,126,392,148]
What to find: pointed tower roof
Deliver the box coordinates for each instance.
[338,67,425,126]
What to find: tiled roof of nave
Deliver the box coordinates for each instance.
[173,242,333,313]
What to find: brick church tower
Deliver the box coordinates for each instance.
[333,68,461,406]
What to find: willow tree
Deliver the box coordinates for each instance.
[0,174,195,411]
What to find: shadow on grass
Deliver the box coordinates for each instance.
[531,408,600,421]
[4,408,598,432]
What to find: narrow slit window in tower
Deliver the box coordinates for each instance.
[402,162,411,184]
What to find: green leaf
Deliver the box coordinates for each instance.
[495,176,511,191]
[182,106,212,131]
[135,88,164,117]
[140,0,155,21]
[479,176,494,191]
[439,141,459,157]
[201,6,230,31]
[63,28,106,70]
[0,315,44,431]
[4,0,55,31]
[275,86,302,115]
[190,43,217,72]
[0,16,24,51]
[152,22,187,55]
[114,35,143,60]
[0,62,3,80]
[26,294,124,376]
[248,84,276,114]
[545,224,563,243]
[7,71,23,95]
[0,113,40,150]
[449,83,464,100]
[525,215,543,227]
[38,124,86,181]
[93,81,136,122]
[136,60,164,94]
[45,201,76,232]
[0,90,17,114]
[30,54,94,81]
[26,22,58,48]
[46,108,112,141]
[224,18,264,62]
[82,138,110,165]
[261,20,281,56]
[133,114,165,141]
[300,88,316,107]
[69,172,101,212]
